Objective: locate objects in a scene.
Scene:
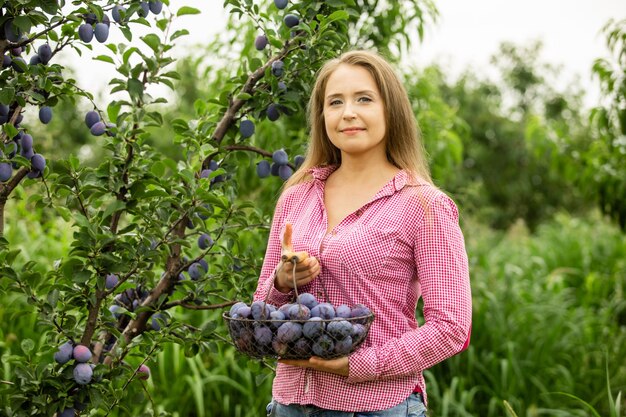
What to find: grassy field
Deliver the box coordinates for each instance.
[1,202,624,416]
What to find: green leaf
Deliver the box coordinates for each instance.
[170,29,189,41]
[94,55,115,64]
[127,78,144,101]
[12,16,31,33]
[107,101,122,123]
[141,34,161,54]
[0,87,15,105]
[176,6,201,16]
[102,200,126,220]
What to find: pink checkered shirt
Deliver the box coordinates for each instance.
[253,165,472,412]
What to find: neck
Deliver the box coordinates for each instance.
[333,153,399,183]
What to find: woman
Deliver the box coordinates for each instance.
[254,50,472,416]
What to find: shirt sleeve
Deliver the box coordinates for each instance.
[347,193,472,383]
[253,192,295,306]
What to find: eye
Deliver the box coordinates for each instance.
[328,99,342,106]
[358,96,372,103]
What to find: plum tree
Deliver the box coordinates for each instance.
[0,0,427,413]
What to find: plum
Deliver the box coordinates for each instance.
[0,163,10,182]
[149,0,163,14]
[38,106,52,124]
[254,325,272,345]
[20,134,33,151]
[327,320,352,340]
[283,14,299,28]
[198,233,213,250]
[256,160,271,178]
[276,321,302,343]
[296,293,318,309]
[239,120,255,138]
[278,165,293,181]
[236,306,251,318]
[287,304,310,320]
[90,121,106,136]
[112,5,127,23]
[303,317,324,340]
[294,155,305,169]
[73,363,93,385]
[293,337,312,357]
[105,273,118,289]
[272,338,289,356]
[85,111,100,128]
[335,304,351,319]
[94,23,109,43]
[311,303,335,320]
[255,34,268,51]
[38,44,52,65]
[351,323,367,344]
[109,304,123,319]
[274,0,288,9]
[272,149,289,166]
[271,60,284,77]
[78,24,93,43]
[137,364,151,380]
[188,262,205,280]
[334,336,353,355]
[278,303,294,316]
[350,304,372,324]
[73,345,92,363]
[229,302,248,316]
[53,341,74,364]
[59,408,75,417]
[269,310,285,329]
[150,313,165,331]
[138,1,150,17]
[267,103,280,121]
[312,335,334,357]
[251,300,272,320]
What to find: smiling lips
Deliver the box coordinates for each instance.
[341,127,365,134]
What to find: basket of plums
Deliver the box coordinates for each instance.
[223,292,375,360]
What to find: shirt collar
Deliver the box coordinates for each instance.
[308,165,428,194]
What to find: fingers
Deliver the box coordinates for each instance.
[276,256,320,290]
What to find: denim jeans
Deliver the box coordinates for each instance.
[266,393,427,417]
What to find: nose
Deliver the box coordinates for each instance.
[342,103,357,120]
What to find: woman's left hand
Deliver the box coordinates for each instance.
[278,356,349,376]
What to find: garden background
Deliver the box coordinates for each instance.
[0,0,625,416]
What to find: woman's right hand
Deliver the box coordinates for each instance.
[274,223,321,293]
[274,256,321,293]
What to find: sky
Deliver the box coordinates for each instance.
[64,0,626,109]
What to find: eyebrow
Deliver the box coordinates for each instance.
[325,90,378,100]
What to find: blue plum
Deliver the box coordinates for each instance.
[272,149,288,165]
[37,44,52,64]
[53,341,74,364]
[254,325,272,345]
[38,106,52,124]
[310,303,335,320]
[73,363,93,385]
[278,165,293,181]
[271,60,284,77]
[105,273,118,289]
[78,24,94,43]
[112,5,127,23]
[274,0,288,9]
[335,304,351,319]
[251,300,272,320]
[239,120,255,138]
[287,304,310,320]
[31,154,46,172]
[327,320,352,340]
[256,160,271,178]
[296,293,318,309]
[85,110,100,128]
[312,335,334,357]
[294,154,305,168]
[149,0,163,14]
[283,14,300,28]
[334,336,353,355]
[276,321,302,343]
[293,337,312,357]
[198,233,213,250]
[267,103,280,121]
[94,23,109,43]
[229,301,248,316]
[255,34,268,51]
[188,262,205,280]
[20,134,33,151]
[0,163,11,182]
[302,317,324,340]
[90,121,106,136]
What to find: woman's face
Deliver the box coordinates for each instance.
[323,64,386,160]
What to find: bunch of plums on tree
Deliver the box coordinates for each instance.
[224,293,374,359]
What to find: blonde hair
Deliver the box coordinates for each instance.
[283,50,432,190]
